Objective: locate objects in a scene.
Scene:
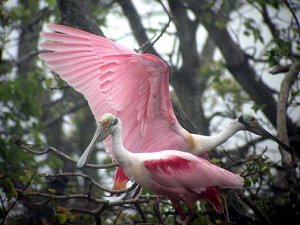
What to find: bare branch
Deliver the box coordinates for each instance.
[14,139,117,169]
[41,172,137,195]
[17,188,149,206]
[270,64,291,75]
[135,203,148,223]
[153,198,164,225]
[118,0,160,56]
[141,16,173,54]
[44,100,87,128]
[277,61,299,162]
[236,190,272,225]
[284,0,300,30]
[140,0,173,54]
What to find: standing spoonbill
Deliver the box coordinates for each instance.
[39,24,293,190]
[85,112,244,221]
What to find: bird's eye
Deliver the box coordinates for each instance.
[238,115,246,125]
[110,118,118,126]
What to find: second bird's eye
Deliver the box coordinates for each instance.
[110,118,118,126]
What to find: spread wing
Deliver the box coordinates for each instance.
[39,23,187,155]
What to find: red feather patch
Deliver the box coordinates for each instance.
[199,187,223,212]
[112,167,129,190]
[144,156,193,175]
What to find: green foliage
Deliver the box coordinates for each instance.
[44,77,53,90]
[214,20,227,29]
[206,61,249,112]
[264,40,292,66]
[242,153,271,188]
[45,0,56,7]
[0,174,17,200]
[243,18,264,43]
[18,169,33,184]
[55,206,75,224]
[251,103,266,112]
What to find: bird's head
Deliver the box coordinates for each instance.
[99,112,119,134]
[238,113,293,154]
[238,113,263,136]
[77,113,119,168]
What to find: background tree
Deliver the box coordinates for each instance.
[0,0,299,224]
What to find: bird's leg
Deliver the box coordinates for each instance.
[132,185,142,198]
[170,199,186,221]
[186,203,197,223]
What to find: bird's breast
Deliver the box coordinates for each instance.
[122,159,149,183]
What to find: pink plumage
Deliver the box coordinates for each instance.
[39,23,193,189]
[91,113,244,220]
[40,24,187,155]
[39,25,244,217]
[140,152,243,212]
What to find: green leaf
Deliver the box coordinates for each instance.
[57,213,67,224]
[244,177,252,188]
[251,103,265,112]
[261,166,270,174]
[45,77,53,90]
[0,175,17,199]
[48,188,56,193]
[214,20,226,29]
[46,0,56,7]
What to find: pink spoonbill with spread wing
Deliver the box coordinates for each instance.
[39,24,293,191]
[83,113,244,220]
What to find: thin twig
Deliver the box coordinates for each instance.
[141,0,173,54]
[42,172,137,195]
[1,170,37,225]
[135,203,148,223]
[14,139,117,169]
[283,0,300,30]
[153,197,164,225]
[236,190,272,225]
[17,188,149,206]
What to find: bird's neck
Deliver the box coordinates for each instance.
[111,125,133,167]
[192,120,244,155]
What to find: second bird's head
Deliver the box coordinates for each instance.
[76,113,119,168]
[237,113,293,154]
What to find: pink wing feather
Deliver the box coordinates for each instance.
[142,151,243,211]
[143,152,243,192]
[39,24,187,155]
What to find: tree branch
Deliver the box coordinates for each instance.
[270,64,291,75]
[17,188,149,206]
[57,0,104,36]
[184,0,299,137]
[42,172,138,195]
[277,61,299,160]
[236,190,273,225]
[283,0,300,30]
[14,139,117,169]
[118,0,160,56]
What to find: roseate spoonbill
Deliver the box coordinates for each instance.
[85,113,244,220]
[39,24,293,190]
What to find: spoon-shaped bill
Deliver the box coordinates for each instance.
[77,123,109,168]
[239,114,294,155]
[254,126,293,155]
